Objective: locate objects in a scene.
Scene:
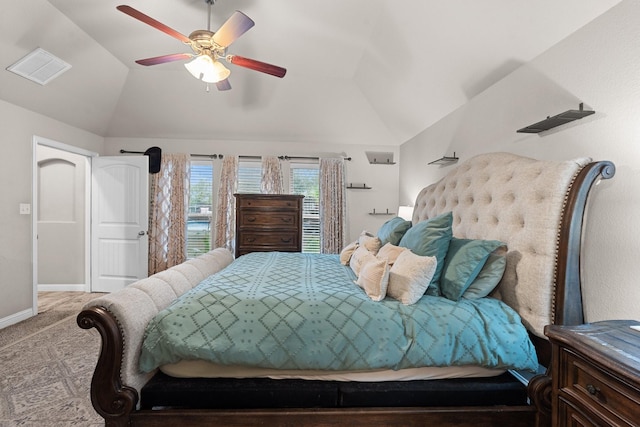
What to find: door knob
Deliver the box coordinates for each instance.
[138,231,147,236]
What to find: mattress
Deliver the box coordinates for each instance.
[161,360,505,381]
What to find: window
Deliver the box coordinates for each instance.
[187,160,320,258]
[187,161,213,258]
[237,161,262,193]
[290,163,320,253]
[230,158,320,253]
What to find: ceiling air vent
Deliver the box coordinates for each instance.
[6,48,71,85]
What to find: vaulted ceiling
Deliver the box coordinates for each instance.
[0,0,621,146]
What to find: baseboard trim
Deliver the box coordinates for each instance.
[0,308,34,329]
[38,284,86,292]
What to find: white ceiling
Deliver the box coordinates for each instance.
[0,0,621,146]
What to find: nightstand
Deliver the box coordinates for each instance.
[546,320,640,426]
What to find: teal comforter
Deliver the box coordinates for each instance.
[139,252,538,373]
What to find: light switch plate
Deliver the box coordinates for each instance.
[19,203,31,215]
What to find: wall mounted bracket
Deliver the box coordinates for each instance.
[428,152,459,165]
[517,103,594,134]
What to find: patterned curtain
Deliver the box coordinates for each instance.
[148,153,190,275]
[261,155,284,194]
[214,155,238,253]
[319,157,346,254]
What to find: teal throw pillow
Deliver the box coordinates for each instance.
[377,216,412,246]
[462,253,507,299]
[441,238,505,301]
[398,211,453,295]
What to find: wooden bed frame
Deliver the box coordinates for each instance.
[78,153,615,427]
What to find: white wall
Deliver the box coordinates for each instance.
[399,0,640,323]
[104,138,400,243]
[0,100,103,327]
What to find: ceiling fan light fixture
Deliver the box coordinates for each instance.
[184,54,230,83]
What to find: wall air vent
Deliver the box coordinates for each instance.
[6,48,71,85]
[517,103,595,134]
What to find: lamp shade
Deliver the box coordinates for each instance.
[398,206,414,221]
[184,55,231,83]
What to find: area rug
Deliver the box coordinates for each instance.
[0,294,104,426]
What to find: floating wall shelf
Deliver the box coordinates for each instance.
[369,209,395,216]
[428,152,459,166]
[517,103,595,133]
[366,151,396,165]
[347,183,372,189]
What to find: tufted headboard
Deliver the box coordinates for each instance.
[412,152,614,339]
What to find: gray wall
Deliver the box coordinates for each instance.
[0,100,103,326]
[400,0,640,323]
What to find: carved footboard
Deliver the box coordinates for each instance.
[78,248,234,426]
[78,306,137,427]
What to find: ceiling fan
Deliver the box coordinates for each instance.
[117,1,286,91]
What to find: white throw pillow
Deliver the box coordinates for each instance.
[376,243,408,266]
[387,250,437,305]
[356,257,390,301]
[350,245,375,276]
[340,241,358,265]
[358,230,382,254]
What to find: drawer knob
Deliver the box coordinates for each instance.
[281,237,292,243]
[246,217,256,222]
[281,217,292,223]
[247,237,256,242]
[586,384,600,396]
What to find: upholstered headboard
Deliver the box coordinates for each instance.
[412,152,611,338]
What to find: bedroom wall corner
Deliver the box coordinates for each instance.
[398,0,640,323]
[0,99,104,327]
[104,137,400,246]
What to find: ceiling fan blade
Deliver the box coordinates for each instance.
[135,53,193,66]
[212,11,255,48]
[228,55,287,78]
[117,5,191,44]
[216,79,232,91]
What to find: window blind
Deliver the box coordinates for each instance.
[290,164,320,253]
[187,161,213,259]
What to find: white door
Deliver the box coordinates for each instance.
[91,156,149,292]
[37,145,88,291]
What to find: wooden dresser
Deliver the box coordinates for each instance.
[546,320,640,426]
[234,193,304,257]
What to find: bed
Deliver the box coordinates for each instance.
[78,152,615,426]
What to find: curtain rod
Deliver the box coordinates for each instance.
[278,155,351,161]
[190,154,351,161]
[122,150,351,161]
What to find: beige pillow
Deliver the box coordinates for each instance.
[376,243,408,265]
[387,250,438,305]
[340,241,358,265]
[358,230,382,254]
[350,245,375,276]
[356,257,390,301]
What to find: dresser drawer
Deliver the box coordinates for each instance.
[559,349,640,426]
[237,197,301,210]
[237,231,300,249]
[238,211,299,228]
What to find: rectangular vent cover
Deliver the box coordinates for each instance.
[6,48,71,85]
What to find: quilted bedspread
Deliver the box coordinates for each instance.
[139,252,538,373]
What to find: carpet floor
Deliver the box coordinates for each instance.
[0,292,105,426]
